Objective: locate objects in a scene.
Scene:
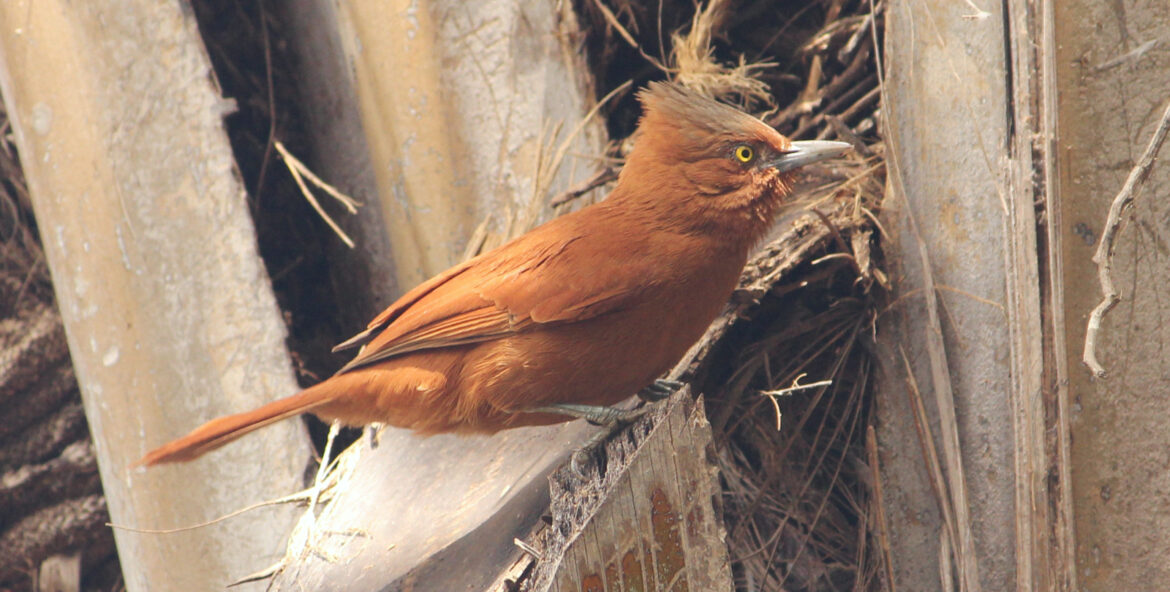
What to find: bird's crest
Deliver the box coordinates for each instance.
[636,82,775,144]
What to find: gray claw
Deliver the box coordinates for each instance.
[637,379,683,402]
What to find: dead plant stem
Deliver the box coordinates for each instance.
[1083,97,1170,377]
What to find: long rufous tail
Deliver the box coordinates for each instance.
[135,384,334,467]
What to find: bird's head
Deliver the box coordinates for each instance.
[615,82,849,245]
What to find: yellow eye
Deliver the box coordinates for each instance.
[734,144,755,163]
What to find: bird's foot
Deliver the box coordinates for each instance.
[529,402,649,426]
[636,379,683,402]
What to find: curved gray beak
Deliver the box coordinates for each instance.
[767,140,851,173]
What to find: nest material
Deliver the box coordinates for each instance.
[691,193,885,592]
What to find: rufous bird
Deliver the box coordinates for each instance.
[137,82,849,466]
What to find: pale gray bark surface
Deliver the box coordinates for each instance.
[0,2,313,590]
[876,1,1170,590]
[877,2,1021,591]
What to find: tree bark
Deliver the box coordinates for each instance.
[0,2,313,590]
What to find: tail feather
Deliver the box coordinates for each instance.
[135,387,332,467]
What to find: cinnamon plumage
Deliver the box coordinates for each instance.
[138,82,849,466]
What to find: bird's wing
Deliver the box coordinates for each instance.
[334,218,648,374]
[330,257,479,353]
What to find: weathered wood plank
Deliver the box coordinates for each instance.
[529,392,731,592]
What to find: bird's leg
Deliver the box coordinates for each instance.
[532,378,683,424]
[636,379,683,402]
[529,402,649,425]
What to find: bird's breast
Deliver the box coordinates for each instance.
[455,249,745,429]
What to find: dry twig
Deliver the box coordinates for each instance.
[589,0,666,70]
[274,141,360,249]
[1082,97,1170,378]
[866,425,896,592]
